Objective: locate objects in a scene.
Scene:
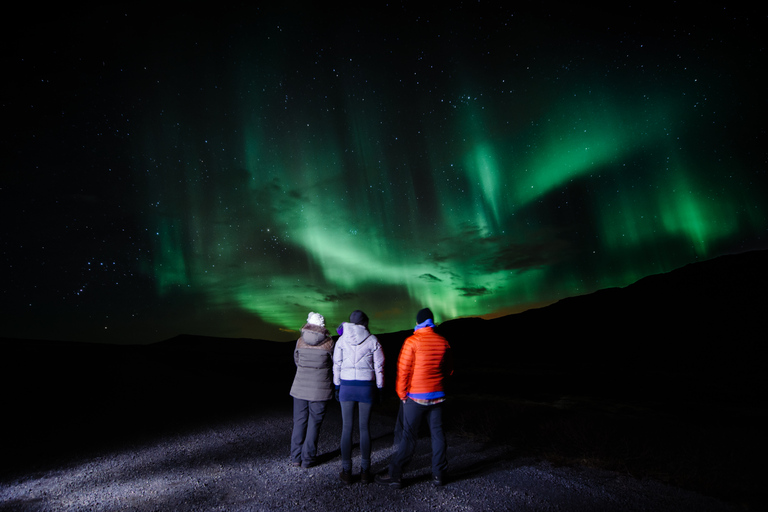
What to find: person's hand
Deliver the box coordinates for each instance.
[334,388,340,401]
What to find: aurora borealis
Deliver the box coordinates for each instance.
[2,4,766,344]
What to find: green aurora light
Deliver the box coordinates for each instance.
[135,32,764,340]
[3,5,764,344]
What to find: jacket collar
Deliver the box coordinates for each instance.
[414,318,435,331]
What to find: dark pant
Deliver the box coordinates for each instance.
[389,398,448,479]
[340,400,373,472]
[393,401,403,447]
[291,398,328,466]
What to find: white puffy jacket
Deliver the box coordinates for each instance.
[332,322,385,388]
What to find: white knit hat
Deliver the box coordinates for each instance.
[307,311,325,327]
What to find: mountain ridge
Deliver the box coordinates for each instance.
[3,249,765,362]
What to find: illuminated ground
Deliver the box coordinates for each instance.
[0,406,736,512]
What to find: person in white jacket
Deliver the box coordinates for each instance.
[333,310,385,484]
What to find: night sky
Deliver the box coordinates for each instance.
[2,4,765,344]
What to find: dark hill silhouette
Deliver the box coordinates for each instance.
[440,248,765,363]
[431,249,766,403]
[147,249,767,384]
[2,249,765,485]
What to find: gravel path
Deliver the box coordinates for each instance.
[0,403,737,512]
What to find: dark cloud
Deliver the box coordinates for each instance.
[484,239,573,273]
[322,292,359,303]
[457,287,490,297]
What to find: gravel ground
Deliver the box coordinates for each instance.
[0,403,738,512]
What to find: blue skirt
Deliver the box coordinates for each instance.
[339,379,375,403]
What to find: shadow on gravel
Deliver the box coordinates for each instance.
[2,335,763,512]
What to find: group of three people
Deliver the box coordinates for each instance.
[289,307,452,488]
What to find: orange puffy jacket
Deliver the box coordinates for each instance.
[395,326,453,400]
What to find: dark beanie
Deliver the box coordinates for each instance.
[416,308,433,324]
[349,309,369,327]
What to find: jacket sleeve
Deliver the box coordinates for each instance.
[373,339,385,388]
[293,339,300,367]
[332,340,343,386]
[395,336,415,400]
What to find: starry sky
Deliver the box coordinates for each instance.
[2,4,766,344]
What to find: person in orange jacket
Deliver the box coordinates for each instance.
[376,308,453,489]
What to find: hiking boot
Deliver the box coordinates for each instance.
[432,474,447,486]
[375,472,402,489]
[360,469,372,484]
[339,470,352,485]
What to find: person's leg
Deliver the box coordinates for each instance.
[392,400,403,448]
[290,398,309,465]
[358,401,373,472]
[389,399,425,478]
[426,402,448,479]
[340,401,355,473]
[301,400,328,467]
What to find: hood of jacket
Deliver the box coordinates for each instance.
[339,322,372,346]
[301,322,331,346]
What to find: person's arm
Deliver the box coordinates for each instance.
[332,341,343,386]
[373,339,385,388]
[395,337,415,401]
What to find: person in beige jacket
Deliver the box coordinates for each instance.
[289,312,335,469]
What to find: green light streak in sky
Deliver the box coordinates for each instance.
[136,52,764,340]
[464,141,504,233]
[658,165,739,256]
[153,217,190,294]
[516,93,672,206]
